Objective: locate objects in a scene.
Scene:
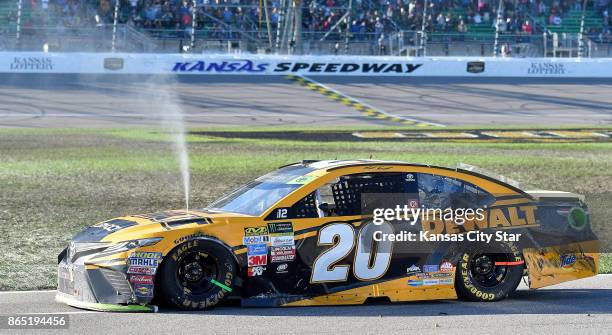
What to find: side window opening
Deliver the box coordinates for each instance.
[291,191,319,219]
[417,173,495,209]
[294,173,417,218]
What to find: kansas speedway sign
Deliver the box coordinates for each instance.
[170,56,423,76]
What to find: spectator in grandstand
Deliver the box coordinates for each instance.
[522,20,533,34]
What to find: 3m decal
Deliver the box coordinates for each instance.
[247,254,267,267]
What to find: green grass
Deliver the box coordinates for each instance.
[0,127,610,290]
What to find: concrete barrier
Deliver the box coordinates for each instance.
[2,52,612,77]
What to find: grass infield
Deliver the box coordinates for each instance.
[0,127,610,290]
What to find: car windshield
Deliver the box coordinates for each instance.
[206,165,315,216]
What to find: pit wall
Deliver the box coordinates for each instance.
[2,52,612,77]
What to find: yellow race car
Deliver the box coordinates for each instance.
[56,160,598,311]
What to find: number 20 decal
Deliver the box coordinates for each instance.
[310,222,394,283]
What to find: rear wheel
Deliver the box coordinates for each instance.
[455,242,524,302]
[158,240,237,310]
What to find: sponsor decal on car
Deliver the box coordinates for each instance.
[270,246,296,262]
[134,283,154,297]
[247,254,267,267]
[422,264,438,273]
[423,279,440,286]
[286,175,317,185]
[432,272,452,278]
[270,235,295,247]
[276,263,289,274]
[94,219,137,232]
[244,226,269,236]
[129,275,154,284]
[243,235,269,245]
[247,243,268,256]
[267,222,294,235]
[127,266,156,275]
[128,254,162,267]
[173,232,206,245]
[422,205,538,234]
[247,266,266,277]
[440,260,454,272]
[560,254,577,268]
[408,279,423,287]
[438,278,453,285]
[416,273,431,279]
[406,264,421,276]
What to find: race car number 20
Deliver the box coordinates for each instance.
[310,222,393,283]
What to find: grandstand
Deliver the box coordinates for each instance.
[0,0,610,56]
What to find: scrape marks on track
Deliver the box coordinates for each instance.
[286,75,443,127]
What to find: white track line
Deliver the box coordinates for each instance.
[0,289,56,294]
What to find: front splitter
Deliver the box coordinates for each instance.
[55,292,157,313]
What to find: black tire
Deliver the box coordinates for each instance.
[455,242,524,302]
[157,239,237,310]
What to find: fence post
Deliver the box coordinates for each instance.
[15,0,23,49]
[493,0,503,56]
[111,0,120,52]
[420,0,428,56]
[191,0,197,51]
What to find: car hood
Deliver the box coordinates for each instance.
[71,209,249,243]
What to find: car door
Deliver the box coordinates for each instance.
[259,171,419,298]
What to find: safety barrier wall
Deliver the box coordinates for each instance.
[1,52,612,77]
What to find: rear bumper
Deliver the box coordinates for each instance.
[524,239,599,289]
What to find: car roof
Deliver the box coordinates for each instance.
[279,160,531,198]
[280,159,428,171]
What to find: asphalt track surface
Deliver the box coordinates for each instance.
[0,75,611,128]
[0,275,611,334]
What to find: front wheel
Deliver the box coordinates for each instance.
[157,239,237,310]
[455,242,524,302]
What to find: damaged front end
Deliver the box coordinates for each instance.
[56,239,162,312]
